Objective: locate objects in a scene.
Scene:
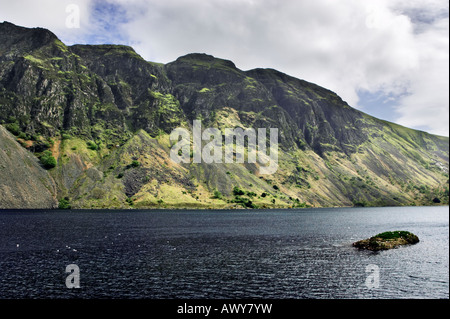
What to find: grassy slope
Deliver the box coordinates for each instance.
[44,106,448,209]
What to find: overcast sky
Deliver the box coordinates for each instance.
[1,0,448,136]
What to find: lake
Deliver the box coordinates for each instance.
[0,206,448,299]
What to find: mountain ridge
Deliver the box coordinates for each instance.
[0,22,448,209]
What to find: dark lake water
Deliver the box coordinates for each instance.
[0,206,448,299]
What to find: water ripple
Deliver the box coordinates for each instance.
[0,207,448,299]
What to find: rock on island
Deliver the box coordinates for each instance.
[353,231,419,251]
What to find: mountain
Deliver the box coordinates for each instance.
[0,21,448,209]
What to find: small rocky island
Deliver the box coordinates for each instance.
[353,231,419,251]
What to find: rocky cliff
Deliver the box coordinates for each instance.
[0,22,448,209]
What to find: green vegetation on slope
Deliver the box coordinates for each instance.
[0,22,448,209]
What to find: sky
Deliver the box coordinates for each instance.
[0,0,448,136]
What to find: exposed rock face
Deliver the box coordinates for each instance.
[0,125,57,208]
[0,22,449,209]
[353,231,420,251]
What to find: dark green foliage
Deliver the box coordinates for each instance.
[292,198,309,208]
[7,116,17,123]
[230,186,258,208]
[232,195,257,209]
[352,199,368,207]
[126,197,133,206]
[374,231,417,241]
[415,184,429,194]
[131,160,140,168]
[40,150,56,169]
[126,160,140,169]
[5,122,20,136]
[18,132,29,140]
[213,189,222,199]
[58,197,71,209]
[46,138,54,147]
[233,186,245,196]
[432,197,441,203]
[87,141,99,150]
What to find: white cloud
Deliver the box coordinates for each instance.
[0,0,92,44]
[1,0,448,136]
[394,17,449,136]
